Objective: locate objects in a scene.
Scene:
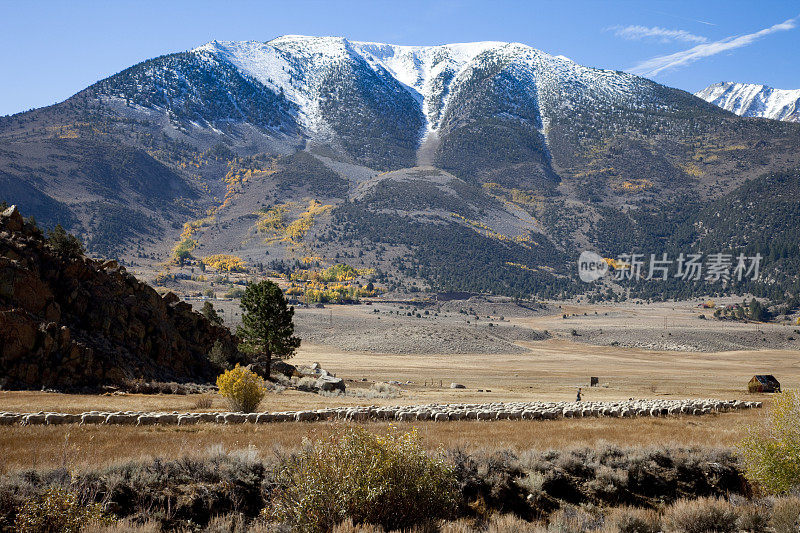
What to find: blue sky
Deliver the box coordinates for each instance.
[1,0,798,116]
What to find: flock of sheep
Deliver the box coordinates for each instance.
[0,398,760,426]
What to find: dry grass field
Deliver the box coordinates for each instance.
[2,337,793,411]
[1,300,796,475]
[0,411,761,474]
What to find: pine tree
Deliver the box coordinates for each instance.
[46,224,84,259]
[237,280,300,378]
[748,298,768,322]
[201,301,223,326]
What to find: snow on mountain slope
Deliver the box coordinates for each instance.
[194,39,320,131]
[194,36,655,140]
[349,41,503,132]
[696,82,800,122]
[196,38,505,134]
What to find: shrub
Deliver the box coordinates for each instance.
[208,340,238,371]
[192,395,213,410]
[83,518,161,532]
[266,427,458,532]
[608,506,661,533]
[546,505,602,532]
[771,496,800,533]
[734,502,770,533]
[202,301,224,326]
[295,376,318,392]
[741,390,800,494]
[371,382,399,395]
[662,497,738,533]
[216,364,266,412]
[516,471,546,496]
[46,224,84,259]
[15,487,114,533]
[224,286,246,299]
[203,254,247,273]
[330,519,385,533]
[484,513,542,532]
[172,238,196,264]
[201,513,250,533]
[586,465,628,503]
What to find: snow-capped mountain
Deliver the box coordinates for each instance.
[90,35,689,171]
[193,36,650,135]
[3,35,800,297]
[696,82,800,122]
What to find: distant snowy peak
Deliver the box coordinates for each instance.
[696,82,800,122]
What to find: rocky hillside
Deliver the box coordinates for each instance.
[0,205,235,390]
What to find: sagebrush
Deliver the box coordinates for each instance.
[15,487,114,533]
[266,426,458,532]
[741,390,800,494]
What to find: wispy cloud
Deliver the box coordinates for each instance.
[608,25,708,44]
[650,10,716,27]
[630,15,799,77]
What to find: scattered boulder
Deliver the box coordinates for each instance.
[297,362,333,378]
[270,360,298,378]
[316,375,345,393]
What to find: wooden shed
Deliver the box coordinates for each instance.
[748,375,781,393]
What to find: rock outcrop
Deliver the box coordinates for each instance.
[0,205,236,390]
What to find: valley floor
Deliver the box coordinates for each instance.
[1,299,797,473]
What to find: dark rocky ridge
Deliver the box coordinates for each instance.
[0,205,235,390]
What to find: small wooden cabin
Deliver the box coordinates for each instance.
[748,375,781,393]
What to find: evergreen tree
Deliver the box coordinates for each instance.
[46,224,84,259]
[748,298,769,322]
[208,340,236,371]
[237,280,300,378]
[201,301,224,326]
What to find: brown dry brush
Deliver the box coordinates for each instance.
[0,445,748,532]
[449,446,745,522]
[0,453,269,531]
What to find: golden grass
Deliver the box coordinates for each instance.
[1,301,794,476]
[0,388,459,414]
[0,410,760,474]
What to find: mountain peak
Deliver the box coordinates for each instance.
[696,81,800,122]
[189,36,646,140]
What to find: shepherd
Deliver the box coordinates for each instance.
[576,387,582,402]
